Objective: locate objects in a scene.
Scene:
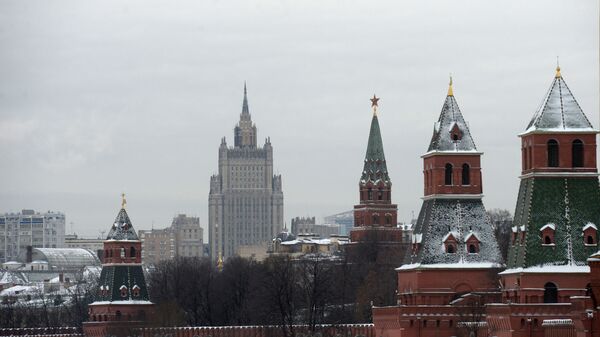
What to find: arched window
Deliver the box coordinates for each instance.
[445,164,453,185]
[544,282,558,303]
[447,245,455,254]
[130,246,136,258]
[116,311,122,320]
[367,188,373,200]
[385,214,392,225]
[588,236,595,245]
[120,247,125,258]
[372,214,379,225]
[462,164,470,185]
[547,140,559,167]
[378,189,383,201]
[468,244,477,254]
[528,144,533,170]
[572,139,584,167]
[544,236,552,245]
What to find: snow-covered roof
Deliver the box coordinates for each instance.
[540,223,556,232]
[26,248,100,270]
[397,262,501,271]
[583,223,597,231]
[89,300,154,306]
[0,284,41,296]
[3,261,22,265]
[0,271,26,285]
[427,92,477,153]
[499,264,590,275]
[524,70,596,134]
[412,233,422,244]
[442,232,458,242]
[464,232,479,242]
[405,199,502,266]
[511,226,518,233]
[106,208,139,241]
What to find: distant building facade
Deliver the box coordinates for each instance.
[324,210,354,236]
[291,216,341,237]
[0,210,65,263]
[138,214,203,265]
[172,214,203,258]
[209,85,284,260]
[138,228,176,265]
[64,234,104,259]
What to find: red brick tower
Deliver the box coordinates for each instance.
[372,79,501,337]
[423,78,483,198]
[501,66,599,304]
[350,95,401,245]
[83,195,154,337]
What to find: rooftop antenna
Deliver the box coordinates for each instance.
[99,230,106,240]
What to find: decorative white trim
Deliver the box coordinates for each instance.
[422,194,483,200]
[421,150,483,158]
[520,172,599,179]
[540,224,556,232]
[519,129,599,137]
[101,263,143,267]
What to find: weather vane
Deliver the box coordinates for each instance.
[370,94,380,115]
[121,193,127,209]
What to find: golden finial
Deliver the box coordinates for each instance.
[447,75,454,96]
[555,57,561,78]
[217,252,224,271]
[121,193,127,209]
[370,94,380,116]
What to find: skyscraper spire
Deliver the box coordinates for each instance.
[234,82,257,148]
[242,81,250,116]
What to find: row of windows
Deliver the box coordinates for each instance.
[444,243,479,254]
[523,139,584,169]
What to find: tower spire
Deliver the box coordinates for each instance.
[555,57,561,78]
[242,81,249,115]
[447,75,454,96]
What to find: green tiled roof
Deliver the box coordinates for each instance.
[96,265,149,302]
[507,177,600,268]
[360,115,390,184]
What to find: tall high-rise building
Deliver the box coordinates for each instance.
[0,209,65,263]
[209,84,284,260]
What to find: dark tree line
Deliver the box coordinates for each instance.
[147,250,398,333]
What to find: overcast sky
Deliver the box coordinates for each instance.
[0,0,598,239]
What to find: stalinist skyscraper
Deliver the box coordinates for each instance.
[209,84,284,260]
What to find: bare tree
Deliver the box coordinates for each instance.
[487,208,513,262]
[454,294,486,337]
[261,255,299,337]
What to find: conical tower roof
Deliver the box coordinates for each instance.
[524,67,595,133]
[360,112,390,184]
[427,80,478,153]
[106,202,139,241]
[241,81,250,119]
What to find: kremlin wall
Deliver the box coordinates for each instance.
[3,66,599,337]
